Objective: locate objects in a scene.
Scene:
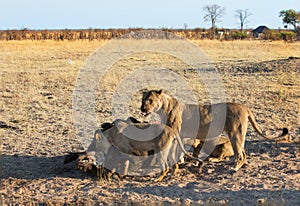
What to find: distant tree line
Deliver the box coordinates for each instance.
[0,28,131,41]
[0,28,296,41]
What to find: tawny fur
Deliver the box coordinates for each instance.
[141,89,288,171]
[95,120,202,182]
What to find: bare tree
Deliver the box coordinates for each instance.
[235,9,251,31]
[203,4,225,29]
[183,23,188,30]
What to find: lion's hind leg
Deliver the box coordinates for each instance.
[170,163,179,177]
[228,125,247,171]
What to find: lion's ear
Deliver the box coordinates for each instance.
[157,89,164,95]
[116,121,127,133]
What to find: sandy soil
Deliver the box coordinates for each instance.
[0,40,299,205]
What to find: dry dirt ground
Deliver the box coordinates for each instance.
[0,40,299,205]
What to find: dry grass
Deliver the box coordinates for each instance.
[193,40,300,64]
[0,40,299,73]
[1,40,299,71]
[0,39,299,205]
[0,40,102,155]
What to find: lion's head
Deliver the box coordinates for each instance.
[140,89,164,117]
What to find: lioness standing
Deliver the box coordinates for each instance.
[141,89,288,171]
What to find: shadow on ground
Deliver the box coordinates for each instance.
[0,154,90,179]
[1,139,298,179]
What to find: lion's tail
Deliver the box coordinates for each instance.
[247,108,288,140]
[175,135,203,168]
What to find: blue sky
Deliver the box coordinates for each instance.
[0,0,299,30]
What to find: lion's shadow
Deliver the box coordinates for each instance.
[245,139,297,158]
[0,154,91,179]
[1,139,297,180]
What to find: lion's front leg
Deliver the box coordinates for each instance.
[154,149,170,182]
[154,168,169,182]
[167,140,181,177]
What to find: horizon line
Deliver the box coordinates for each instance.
[0,26,293,31]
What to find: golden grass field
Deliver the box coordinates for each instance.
[0,39,299,205]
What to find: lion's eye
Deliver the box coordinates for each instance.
[148,99,153,104]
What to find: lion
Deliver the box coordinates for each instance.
[191,136,234,163]
[94,118,203,182]
[140,89,288,171]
